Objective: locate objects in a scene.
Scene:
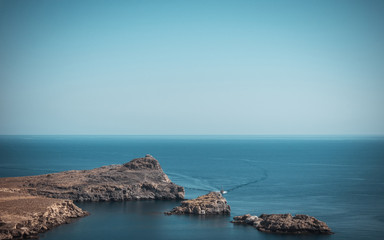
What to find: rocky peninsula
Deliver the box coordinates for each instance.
[0,155,184,239]
[0,189,88,240]
[0,155,185,201]
[231,213,333,234]
[165,192,230,215]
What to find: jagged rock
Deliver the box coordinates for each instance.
[0,155,185,201]
[0,190,88,240]
[165,192,230,215]
[124,154,162,170]
[231,213,333,234]
[232,214,262,225]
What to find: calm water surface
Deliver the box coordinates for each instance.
[0,135,383,240]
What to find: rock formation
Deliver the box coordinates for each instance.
[0,189,88,240]
[231,213,333,234]
[0,155,185,201]
[165,192,230,215]
[0,155,184,239]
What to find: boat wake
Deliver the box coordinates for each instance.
[167,172,217,192]
[167,164,269,194]
[225,168,268,193]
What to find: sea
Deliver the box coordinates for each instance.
[0,135,383,240]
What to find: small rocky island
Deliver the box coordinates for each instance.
[232,213,333,234]
[165,191,230,215]
[0,155,184,239]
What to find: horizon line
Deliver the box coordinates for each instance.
[1,134,383,137]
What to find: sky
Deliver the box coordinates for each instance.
[0,0,383,135]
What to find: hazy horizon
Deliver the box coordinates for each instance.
[1,134,383,138]
[1,0,384,135]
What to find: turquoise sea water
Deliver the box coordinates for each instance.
[0,135,383,240]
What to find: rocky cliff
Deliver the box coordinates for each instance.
[0,155,184,201]
[231,213,333,234]
[0,190,88,240]
[165,192,230,215]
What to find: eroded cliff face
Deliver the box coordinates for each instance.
[0,155,184,201]
[165,192,230,215]
[0,190,88,240]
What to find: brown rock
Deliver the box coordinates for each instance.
[231,213,333,234]
[123,154,162,170]
[165,192,230,215]
[0,155,184,239]
[0,155,185,201]
[0,190,88,240]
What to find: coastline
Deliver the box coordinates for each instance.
[0,189,88,240]
[0,155,184,239]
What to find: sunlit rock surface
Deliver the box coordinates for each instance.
[0,155,185,201]
[165,191,230,215]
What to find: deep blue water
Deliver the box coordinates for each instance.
[0,135,384,240]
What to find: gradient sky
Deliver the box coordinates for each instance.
[0,0,383,135]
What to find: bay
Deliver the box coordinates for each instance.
[0,135,383,240]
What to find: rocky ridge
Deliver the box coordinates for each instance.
[231,213,333,234]
[165,191,230,215]
[0,155,184,201]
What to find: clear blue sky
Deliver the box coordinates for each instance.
[0,0,383,135]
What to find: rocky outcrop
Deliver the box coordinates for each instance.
[0,155,184,201]
[232,214,262,225]
[0,190,88,240]
[165,192,230,215]
[231,213,333,234]
[0,155,184,239]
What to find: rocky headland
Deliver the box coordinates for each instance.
[0,189,88,240]
[0,155,184,239]
[165,191,230,215]
[0,155,184,201]
[231,213,333,234]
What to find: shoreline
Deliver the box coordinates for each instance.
[0,189,88,240]
[0,155,184,239]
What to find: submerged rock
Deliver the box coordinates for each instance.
[231,213,333,234]
[165,192,230,215]
[0,155,184,201]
